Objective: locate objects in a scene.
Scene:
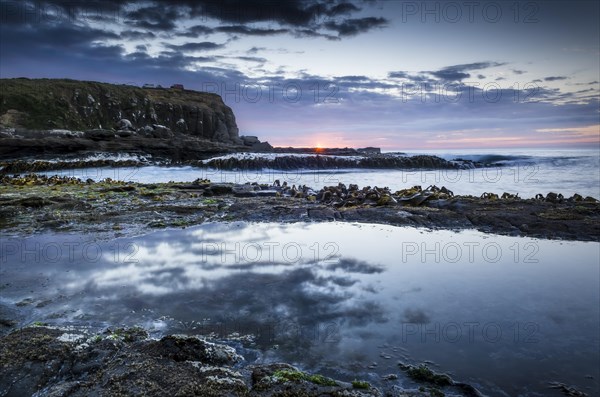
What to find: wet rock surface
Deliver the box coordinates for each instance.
[0,326,451,397]
[0,175,598,241]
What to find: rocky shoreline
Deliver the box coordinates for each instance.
[0,129,243,163]
[0,174,598,241]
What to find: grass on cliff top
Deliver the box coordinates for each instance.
[0,78,223,130]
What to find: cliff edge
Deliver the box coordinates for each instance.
[0,78,240,143]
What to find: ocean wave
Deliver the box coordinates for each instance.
[200,152,365,162]
[449,154,534,164]
[16,152,154,164]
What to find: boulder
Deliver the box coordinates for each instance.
[241,135,260,146]
[150,124,174,139]
[251,141,273,151]
[117,119,134,131]
[175,118,188,133]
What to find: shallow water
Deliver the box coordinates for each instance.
[1,222,598,396]
[39,148,600,198]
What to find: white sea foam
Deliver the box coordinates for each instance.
[48,129,85,137]
[200,152,365,163]
[35,152,152,164]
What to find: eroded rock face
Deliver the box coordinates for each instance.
[0,78,240,144]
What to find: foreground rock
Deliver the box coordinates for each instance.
[0,326,380,396]
[5,326,585,396]
[0,175,598,241]
[1,326,481,397]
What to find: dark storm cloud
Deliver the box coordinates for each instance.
[0,0,126,25]
[293,28,340,40]
[78,0,366,29]
[165,41,225,51]
[0,22,119,51]
[326,2,361,16]
[178,24,214,37]
[123,50,217,69]
[1,0,385,44]
[181,0,363,25]
[121,30,156,40]
[324,16,387,36]
[1,0,373,28]
[178,24,290,38]
[216,25,289,36]
[429,62,507,81]
[125,5,181,31]
[544,76,568,81]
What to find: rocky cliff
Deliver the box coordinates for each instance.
[0,78,240,144]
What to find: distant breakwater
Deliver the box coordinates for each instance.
[194,154,479,171]
[0,154,483,174]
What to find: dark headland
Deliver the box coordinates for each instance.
[1,78,474,170]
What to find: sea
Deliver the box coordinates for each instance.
[3,147,600,396]
[39,148,600,199]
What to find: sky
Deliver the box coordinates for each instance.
[0,0,599,149]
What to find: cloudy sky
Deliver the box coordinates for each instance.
[1,0,598,149]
